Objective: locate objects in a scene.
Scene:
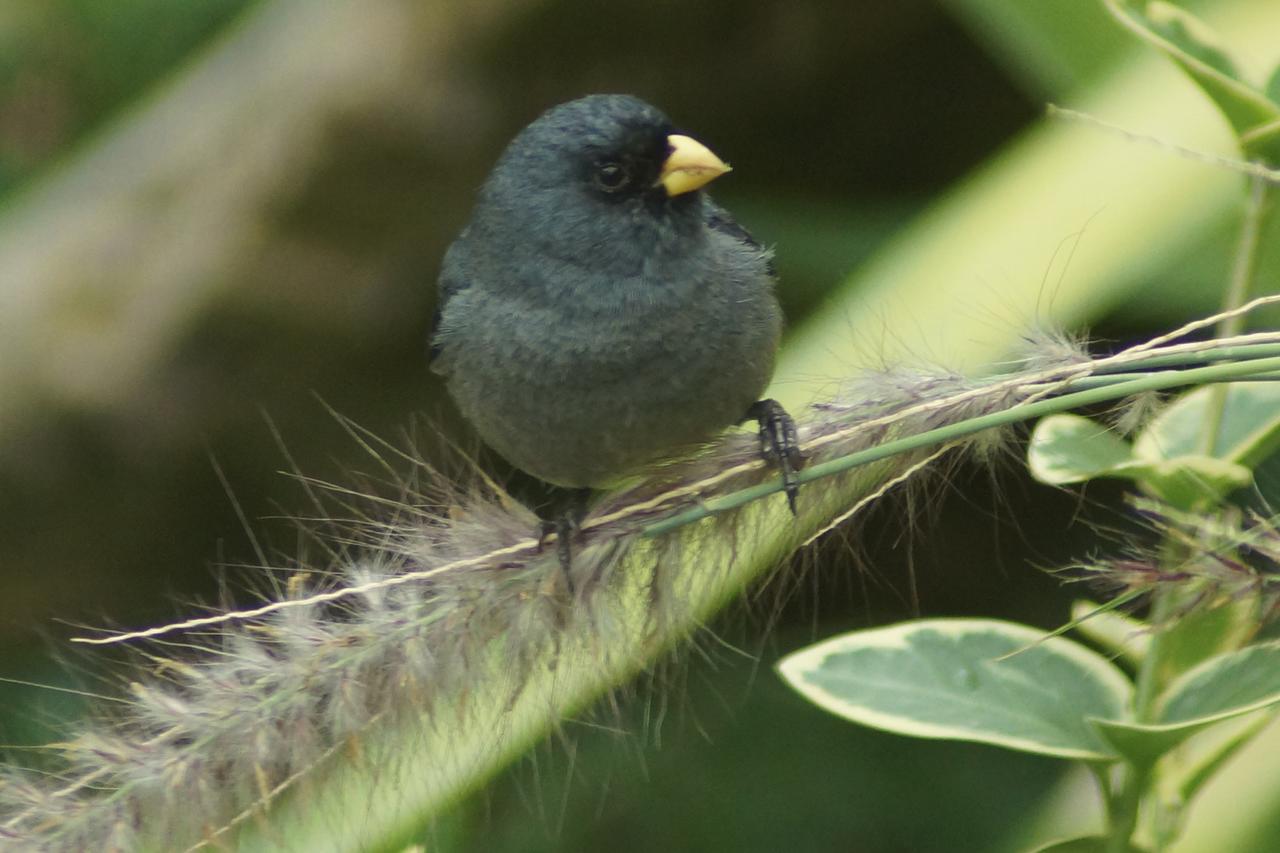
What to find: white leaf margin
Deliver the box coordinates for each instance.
[777,618,1135,761]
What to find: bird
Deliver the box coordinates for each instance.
[429,94,802,568]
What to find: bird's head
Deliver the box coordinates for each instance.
[474,94,732,278]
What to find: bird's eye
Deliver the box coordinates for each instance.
[593,162,629,192]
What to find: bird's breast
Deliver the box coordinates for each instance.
[444,267,780,487]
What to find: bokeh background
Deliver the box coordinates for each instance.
[2,1,1279,850]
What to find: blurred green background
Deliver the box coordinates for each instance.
[2,1,1278,850]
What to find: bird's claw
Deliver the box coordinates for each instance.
[537,517,578,594]
[746,398,805,514]
[537,488,591,595]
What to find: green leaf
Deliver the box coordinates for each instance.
[1253,446,1280,510]
[773,4,1280,411]
[1114,455,1252,509]
[1157,640,1280,725]
[1090,642,1280,767]
[1241,116,1280,167]
[1164,711,1274,804]
[1102,0,1280,159]
[1024,405,1260,505]
[777,618,1133,761]
[1028,414,1135,484]
[1119,382,1280,507]
[942,0,1131,95]
[1153,590,1260,683]
[1133,383,1280,467]
[1135,0,1241,80]
[1090,716,1220,768]
[1268,61,1280,105]
[1217,383,1280,468]
[1031,835,1149,852]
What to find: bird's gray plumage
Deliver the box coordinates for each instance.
[431,94,782,488]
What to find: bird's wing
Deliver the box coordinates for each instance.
[428,235,471,370]
[704,202,776,278]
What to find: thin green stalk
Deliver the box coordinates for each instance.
[1088,762,1124,853]
[1107,762,1151,853]
[1115,542,1192,853]
[1099,575,1180,853]
[1102,172,1277,853]
[1089,342,1280,373]
[1218,175,1272,341]
[1132,562,1182,722]
[1058,370,1280,390]
[644,354,1280,538]
[1200,174,1273,455]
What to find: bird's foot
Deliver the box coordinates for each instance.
[745,398,805,514]
[536,487,592,594]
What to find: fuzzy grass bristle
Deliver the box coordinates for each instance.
[4,301,1280,850]
[1059,497,1280,629]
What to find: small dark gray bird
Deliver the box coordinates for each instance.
[430,94,801,537]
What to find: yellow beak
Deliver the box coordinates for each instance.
[659,134,731,197]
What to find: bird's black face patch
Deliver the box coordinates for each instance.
[584,123,673,205]
[476,95,706,273]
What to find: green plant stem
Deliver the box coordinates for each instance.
[1090,342,1280,373]
[1108,763,1150,853]
[1218,176,1272,341]
[1133,171,1277,853]
[1099,560,1180,853]
[1133,571,1181,722]
[1200,175,1273,455]
[1060,370,1280,389]
[643,354,1280,538]
[1089,762,1131,853]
